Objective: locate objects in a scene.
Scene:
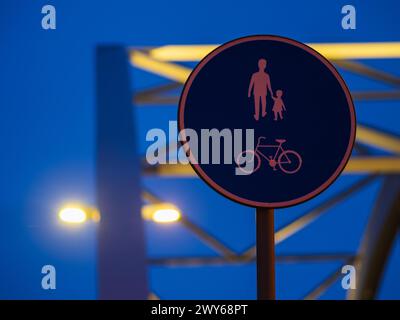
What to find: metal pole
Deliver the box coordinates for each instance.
[256,207,276,300]
[96,46,147,299]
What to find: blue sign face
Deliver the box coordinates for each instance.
[178,36,356,208]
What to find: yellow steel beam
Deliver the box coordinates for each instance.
[142,190,162,204]
[345,157,400,173]
[148,163,195,176]
[357,125,400,154]
[129,50,191,83]
[333,60,400,86]
[131,43,400,83]
[311,42,400,60]
[149,45,217,61]
[143,157,400,177]
[146,42,400,62]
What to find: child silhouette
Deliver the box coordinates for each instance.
[272,90,286,121]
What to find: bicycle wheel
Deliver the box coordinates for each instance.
[278,150,302,174]
[236,150,261,175]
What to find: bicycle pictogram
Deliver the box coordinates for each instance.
[236,136,302,175]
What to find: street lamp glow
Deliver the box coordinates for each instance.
[142,203,181,224]
[58,207,87,224]
[58,203,100,225]
[153,208,181,223]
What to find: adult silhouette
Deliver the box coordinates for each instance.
[248,59,273,121]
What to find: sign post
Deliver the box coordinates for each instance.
[178,35,356,299]
[256,207,275,299]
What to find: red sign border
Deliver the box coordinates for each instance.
[178,35,356,208]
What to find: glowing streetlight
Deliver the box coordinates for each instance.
[142,203,181,224]
[59,207,87,224]
[58,201,181,225]
[58,203,100,225]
